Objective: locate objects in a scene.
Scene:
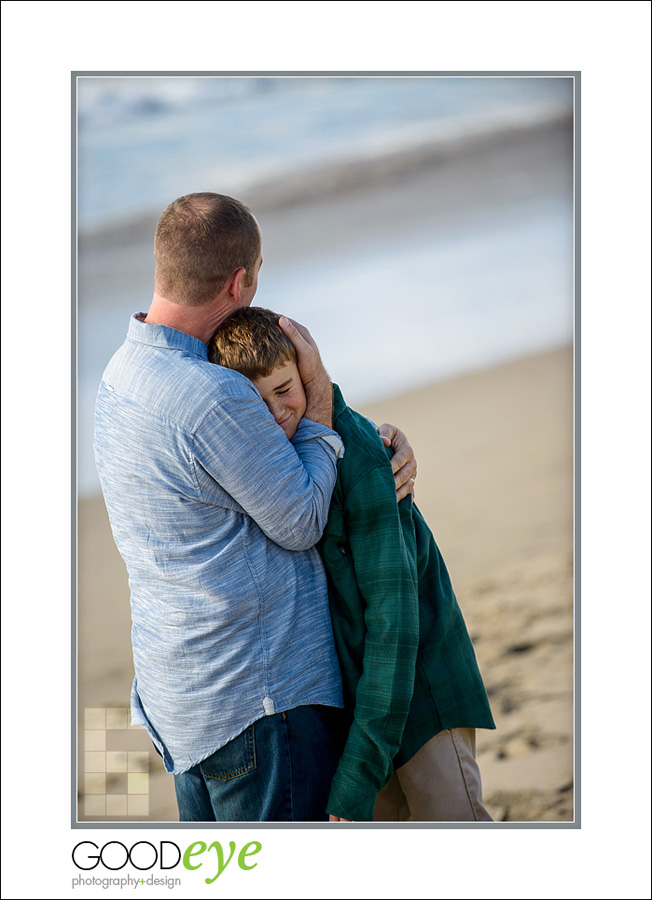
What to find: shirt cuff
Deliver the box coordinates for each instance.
[321,432,345,459]
[292,418,345,459]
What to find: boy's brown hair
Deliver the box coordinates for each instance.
[208,307,297,380]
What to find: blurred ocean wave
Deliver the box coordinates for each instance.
[77,75,574,231]
[227,102,572,212]
[77,76,302,129]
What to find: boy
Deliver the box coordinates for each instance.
[209,307,495,822]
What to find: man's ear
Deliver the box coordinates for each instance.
[226,267,247,304]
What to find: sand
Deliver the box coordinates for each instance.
[77,343,574,823]
[77,116,574,822]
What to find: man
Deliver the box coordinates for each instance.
[94,192,416,822]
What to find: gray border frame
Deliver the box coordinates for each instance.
[72,70,580,830]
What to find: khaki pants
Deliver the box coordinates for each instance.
[374,728,493,822]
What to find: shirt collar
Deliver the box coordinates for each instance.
[127,313,209,360]
[332,383,348,425]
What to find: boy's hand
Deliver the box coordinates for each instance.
[377,423,417,501]
[279,316,333,429]
[329,815,353,822]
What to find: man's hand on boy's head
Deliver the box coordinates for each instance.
[279,316,333,430]
[377,424,417,502]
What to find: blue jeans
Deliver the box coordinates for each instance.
[173,705,345,821]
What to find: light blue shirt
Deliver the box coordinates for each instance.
[94,314,344,773]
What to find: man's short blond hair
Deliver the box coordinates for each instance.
[208,307,297,380]
[154,193,260,306]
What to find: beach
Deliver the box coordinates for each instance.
[363,345,575,823]
[78,342,574,823]
[76,97,574,822]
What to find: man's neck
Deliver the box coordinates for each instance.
[145,293,234,344]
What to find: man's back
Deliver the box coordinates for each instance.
[94,315,343,774]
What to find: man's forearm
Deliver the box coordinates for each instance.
[303,373,334,430]
[195,388,341,552]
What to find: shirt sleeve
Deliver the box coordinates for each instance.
[326,466,420,822]
[192,384,343,552]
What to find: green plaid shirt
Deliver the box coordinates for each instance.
[321,386,495,821]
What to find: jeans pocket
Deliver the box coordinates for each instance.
[199,724,256,781]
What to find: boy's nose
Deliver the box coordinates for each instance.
[269,400,285,422]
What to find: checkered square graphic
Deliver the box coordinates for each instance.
[83,708,149,817]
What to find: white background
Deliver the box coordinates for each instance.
[1,2,650,898]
